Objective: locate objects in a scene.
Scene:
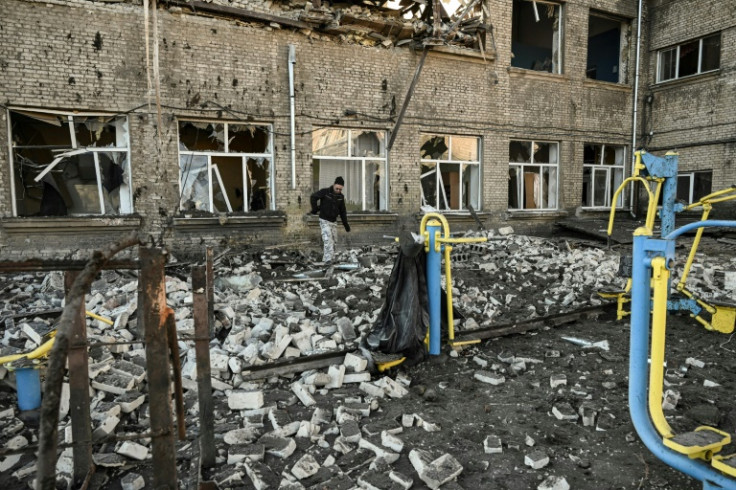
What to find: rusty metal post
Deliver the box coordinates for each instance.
[206,248,215,337]
[192,265,215,468]
[64,271,93,486]
[139,247,177,488]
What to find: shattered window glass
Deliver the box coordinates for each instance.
[178,121,274,213]
[508,140,558,210]
[9,110,132,217]
[312,128,388,212]
[676,171,712,204]
[582,144,625,209]
[511,0,562,74]
[420,134,481,212]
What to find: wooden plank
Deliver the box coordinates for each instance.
[240,351,348,381]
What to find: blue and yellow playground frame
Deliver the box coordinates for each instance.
[609,151,736,488]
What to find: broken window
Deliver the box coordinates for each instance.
[677,170,712,204]
[9,109,132,217]
[312,128,388,212]
[657,33,720,83]
[420,134,481,212]
[511,0,563,74]
[178,121,273,213]
[587,13,629,83]
[508,140,558,210]
[582,144,625,208]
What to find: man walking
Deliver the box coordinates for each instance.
[310,176,351,263]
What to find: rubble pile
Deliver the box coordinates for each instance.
[1,229,734,487]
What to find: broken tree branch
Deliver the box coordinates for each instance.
[36,232,141,490]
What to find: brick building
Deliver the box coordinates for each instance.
[0,0,733,258]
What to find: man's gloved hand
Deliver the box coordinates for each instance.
[310,208,319,215]
[344,223,351,232]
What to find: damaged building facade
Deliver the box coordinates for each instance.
[0,0,733,257]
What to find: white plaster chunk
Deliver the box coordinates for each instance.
[343,372,372,384]
[326,364,345,389]
[474,371,505,386]
[120,472,146,490]
[228,390,264,410]
[224,428,258,445]
[389,471,414,490]
[549,373,567,388]
[344,352,368,372]
[359,438,400,464]
[552,403,579,421]
[291,382,316,407]
[408,449,463,490]
[525,450,550,469]
[381,431,404,453]
[538,475,570,490]
[291,454,320,479]
[116,441,149,461]
[374,376,409,398]
[359,381,385,398]
[484,435,503,454]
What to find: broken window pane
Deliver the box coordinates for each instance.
[247,157,271,211]
[351,131,385,158]
[587,14,624,83]
[179,121,225,152]
[420,134,481,212]
[74,116,127,148]
[179,154,210,212]
[10,110,132,217]
[677,171,713,204]
[421,163,438,208]
[582,144,625,209]
[420,135,449,160]
[312,128,388,211]
[511,0,562,73]
[509,140,558,210]
[229,125,270,153]
[313,128,349,156]
[178,121,274,213]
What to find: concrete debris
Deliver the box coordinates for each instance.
[662,389,681,411]
[552,403,579,421]
[538,475,570,490]
[484,435,503,454]
[524,450,550,469]
[474,370,505,385]
[408,449,463,489]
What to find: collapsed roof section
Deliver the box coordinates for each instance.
[166,0,493,53]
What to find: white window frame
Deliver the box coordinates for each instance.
[8,108,132,217]
[677,170,712,205]
[312,128,388,212]
[508,140,559,211]
[511,0,564,75]
[582,144,626,209]
[657,33,720,83]
[420,134,482,212]
[177,121,274,213]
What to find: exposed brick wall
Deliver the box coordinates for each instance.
[3,0,725,260]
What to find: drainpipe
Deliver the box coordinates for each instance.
[288,44,297,190]
[630,0,643,217]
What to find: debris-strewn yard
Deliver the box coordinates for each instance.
[1,228,735,489]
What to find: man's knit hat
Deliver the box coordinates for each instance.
[334,176,345,186]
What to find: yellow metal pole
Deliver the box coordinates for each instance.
[645,179,664,231]
[86,311,114,325]
[677,205,711,291]
[444,244,455,342]
[649,257,674,438]
[607,176,656,237]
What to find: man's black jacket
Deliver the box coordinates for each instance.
[310,185,350,231]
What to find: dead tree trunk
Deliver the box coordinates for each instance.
[36,232,141,490]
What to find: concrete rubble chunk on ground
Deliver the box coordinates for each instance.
[408,449,464,489]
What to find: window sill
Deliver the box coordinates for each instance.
[583,79,631,92]
[306,213,399,226]
[508,67,568,82]
[173,213,286,231]
[505,209,568,220]
[1,216,142,234]
[651,70,720,91]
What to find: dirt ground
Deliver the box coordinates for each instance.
[1,229,735,489]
